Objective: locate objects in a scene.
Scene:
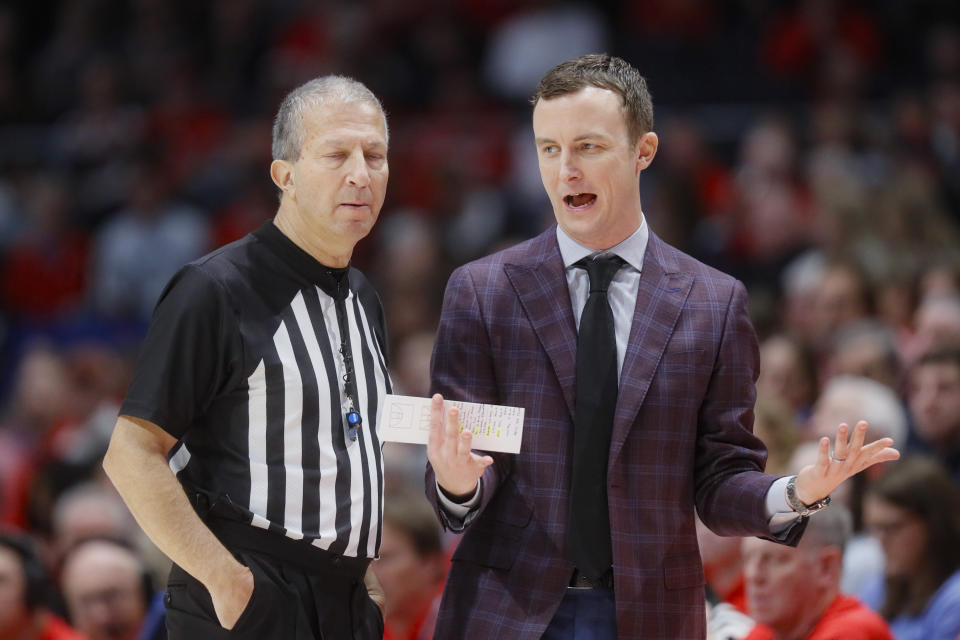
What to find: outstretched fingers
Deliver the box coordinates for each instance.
[797,420,901,505]
[427,393,445,453]
[831,423,851,462]
[857,436,901,469]
[442,404,461,460]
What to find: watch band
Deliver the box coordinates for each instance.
[785,475,831,517]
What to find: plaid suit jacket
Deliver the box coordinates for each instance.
[426,226,803,639]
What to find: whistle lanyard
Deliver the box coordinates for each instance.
[333,285,362,443]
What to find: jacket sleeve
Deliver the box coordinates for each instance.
[693,279,806,545]
[425,264,513,531]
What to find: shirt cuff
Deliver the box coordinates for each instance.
[766,475,801,534]
[437,478,482,521]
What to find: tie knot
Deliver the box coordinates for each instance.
[576,255,625,293]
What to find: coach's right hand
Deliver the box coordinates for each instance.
[209,562,255,630]
[427,394,494,500]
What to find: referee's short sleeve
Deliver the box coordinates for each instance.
[120,264,237,439]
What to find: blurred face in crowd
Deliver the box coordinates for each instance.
[533,86,657,250]
[272,99,389,256]
[913,298,960,352]
[808,386,861,442]
[910,360,960,449]
[0,547,30,637]
[742,537,834,636]
[757,336,813,414]
[810,267,868,345]
[830,339,897,389]
[61,541,147,640]
[863,496,927,579]
[374,522,445,620]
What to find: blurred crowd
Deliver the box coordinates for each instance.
[1,0,959,639]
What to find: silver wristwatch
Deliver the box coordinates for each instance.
[785,475,831,517]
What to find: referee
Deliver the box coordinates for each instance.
[104,75,392,639]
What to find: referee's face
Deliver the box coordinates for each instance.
[289,99,389,248]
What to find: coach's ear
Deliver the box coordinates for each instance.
[635,131,658,174]
[270,159,295,198]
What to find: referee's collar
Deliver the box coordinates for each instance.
[254,220,350,299]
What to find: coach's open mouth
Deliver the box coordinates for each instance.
[564,193,597,209]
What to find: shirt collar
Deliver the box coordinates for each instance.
[556,218,648,272]
[254,220,350,298]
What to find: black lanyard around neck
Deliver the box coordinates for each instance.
[330,269,361,442]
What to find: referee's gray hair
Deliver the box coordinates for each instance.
[271,75,388,162]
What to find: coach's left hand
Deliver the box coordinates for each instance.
[794,420,900,506]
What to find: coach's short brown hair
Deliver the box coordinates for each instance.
[531,54,654,144]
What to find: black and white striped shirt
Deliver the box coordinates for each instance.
[121,221,391,558]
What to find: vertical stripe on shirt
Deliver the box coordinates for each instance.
[264,325,289,531]
[308,285,353,555]
[346,293,374,557]
[247,360,269,527]
[240,283,388,556]
[290,290,328,541]
[281,298,321,538]
[354,294,386,556]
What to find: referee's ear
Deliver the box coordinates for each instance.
[271,159,295,198]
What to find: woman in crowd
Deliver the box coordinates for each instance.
[862,456,960,639]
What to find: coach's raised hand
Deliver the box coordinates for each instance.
[426,393,494,501]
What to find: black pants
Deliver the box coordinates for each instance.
[164,518,383,640]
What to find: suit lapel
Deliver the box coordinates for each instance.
[504,229,578,421]
[610,233,692,463]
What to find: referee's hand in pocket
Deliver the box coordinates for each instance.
[209,561,255,630]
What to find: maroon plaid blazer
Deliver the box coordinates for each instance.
[426,227,803,639]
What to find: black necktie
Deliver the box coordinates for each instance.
[566,254,624,583]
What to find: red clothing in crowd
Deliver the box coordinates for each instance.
[382,588,442,640]
[37,614,87,640]
[744,594,893,640]
[724,574,748,615]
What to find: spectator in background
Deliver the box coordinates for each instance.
[0,173,89,320]
[827,321,902,394]
[372,212,444,353]
[808,376,907,448]
[55,54,146,225]
[0,531,85,640]
[906,349,960,484]
[697,516,748,615]
[752,396,800,475]
[808,261,873,357]
[918,264,960,301]
[382,330,437,492]
[741,506,892,640]
[481,3,608,101]
[0,345,73,529]
[732,117,813,295]
[90,157,209,320]
[908,294,960,362]
[60,538,151,640]
[757,333,819,423]
[375,492,447,640]
[50,482,134,561]
[802,375,907,595]
[862,457,960,640]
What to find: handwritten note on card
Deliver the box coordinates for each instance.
[380,394,524,454]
